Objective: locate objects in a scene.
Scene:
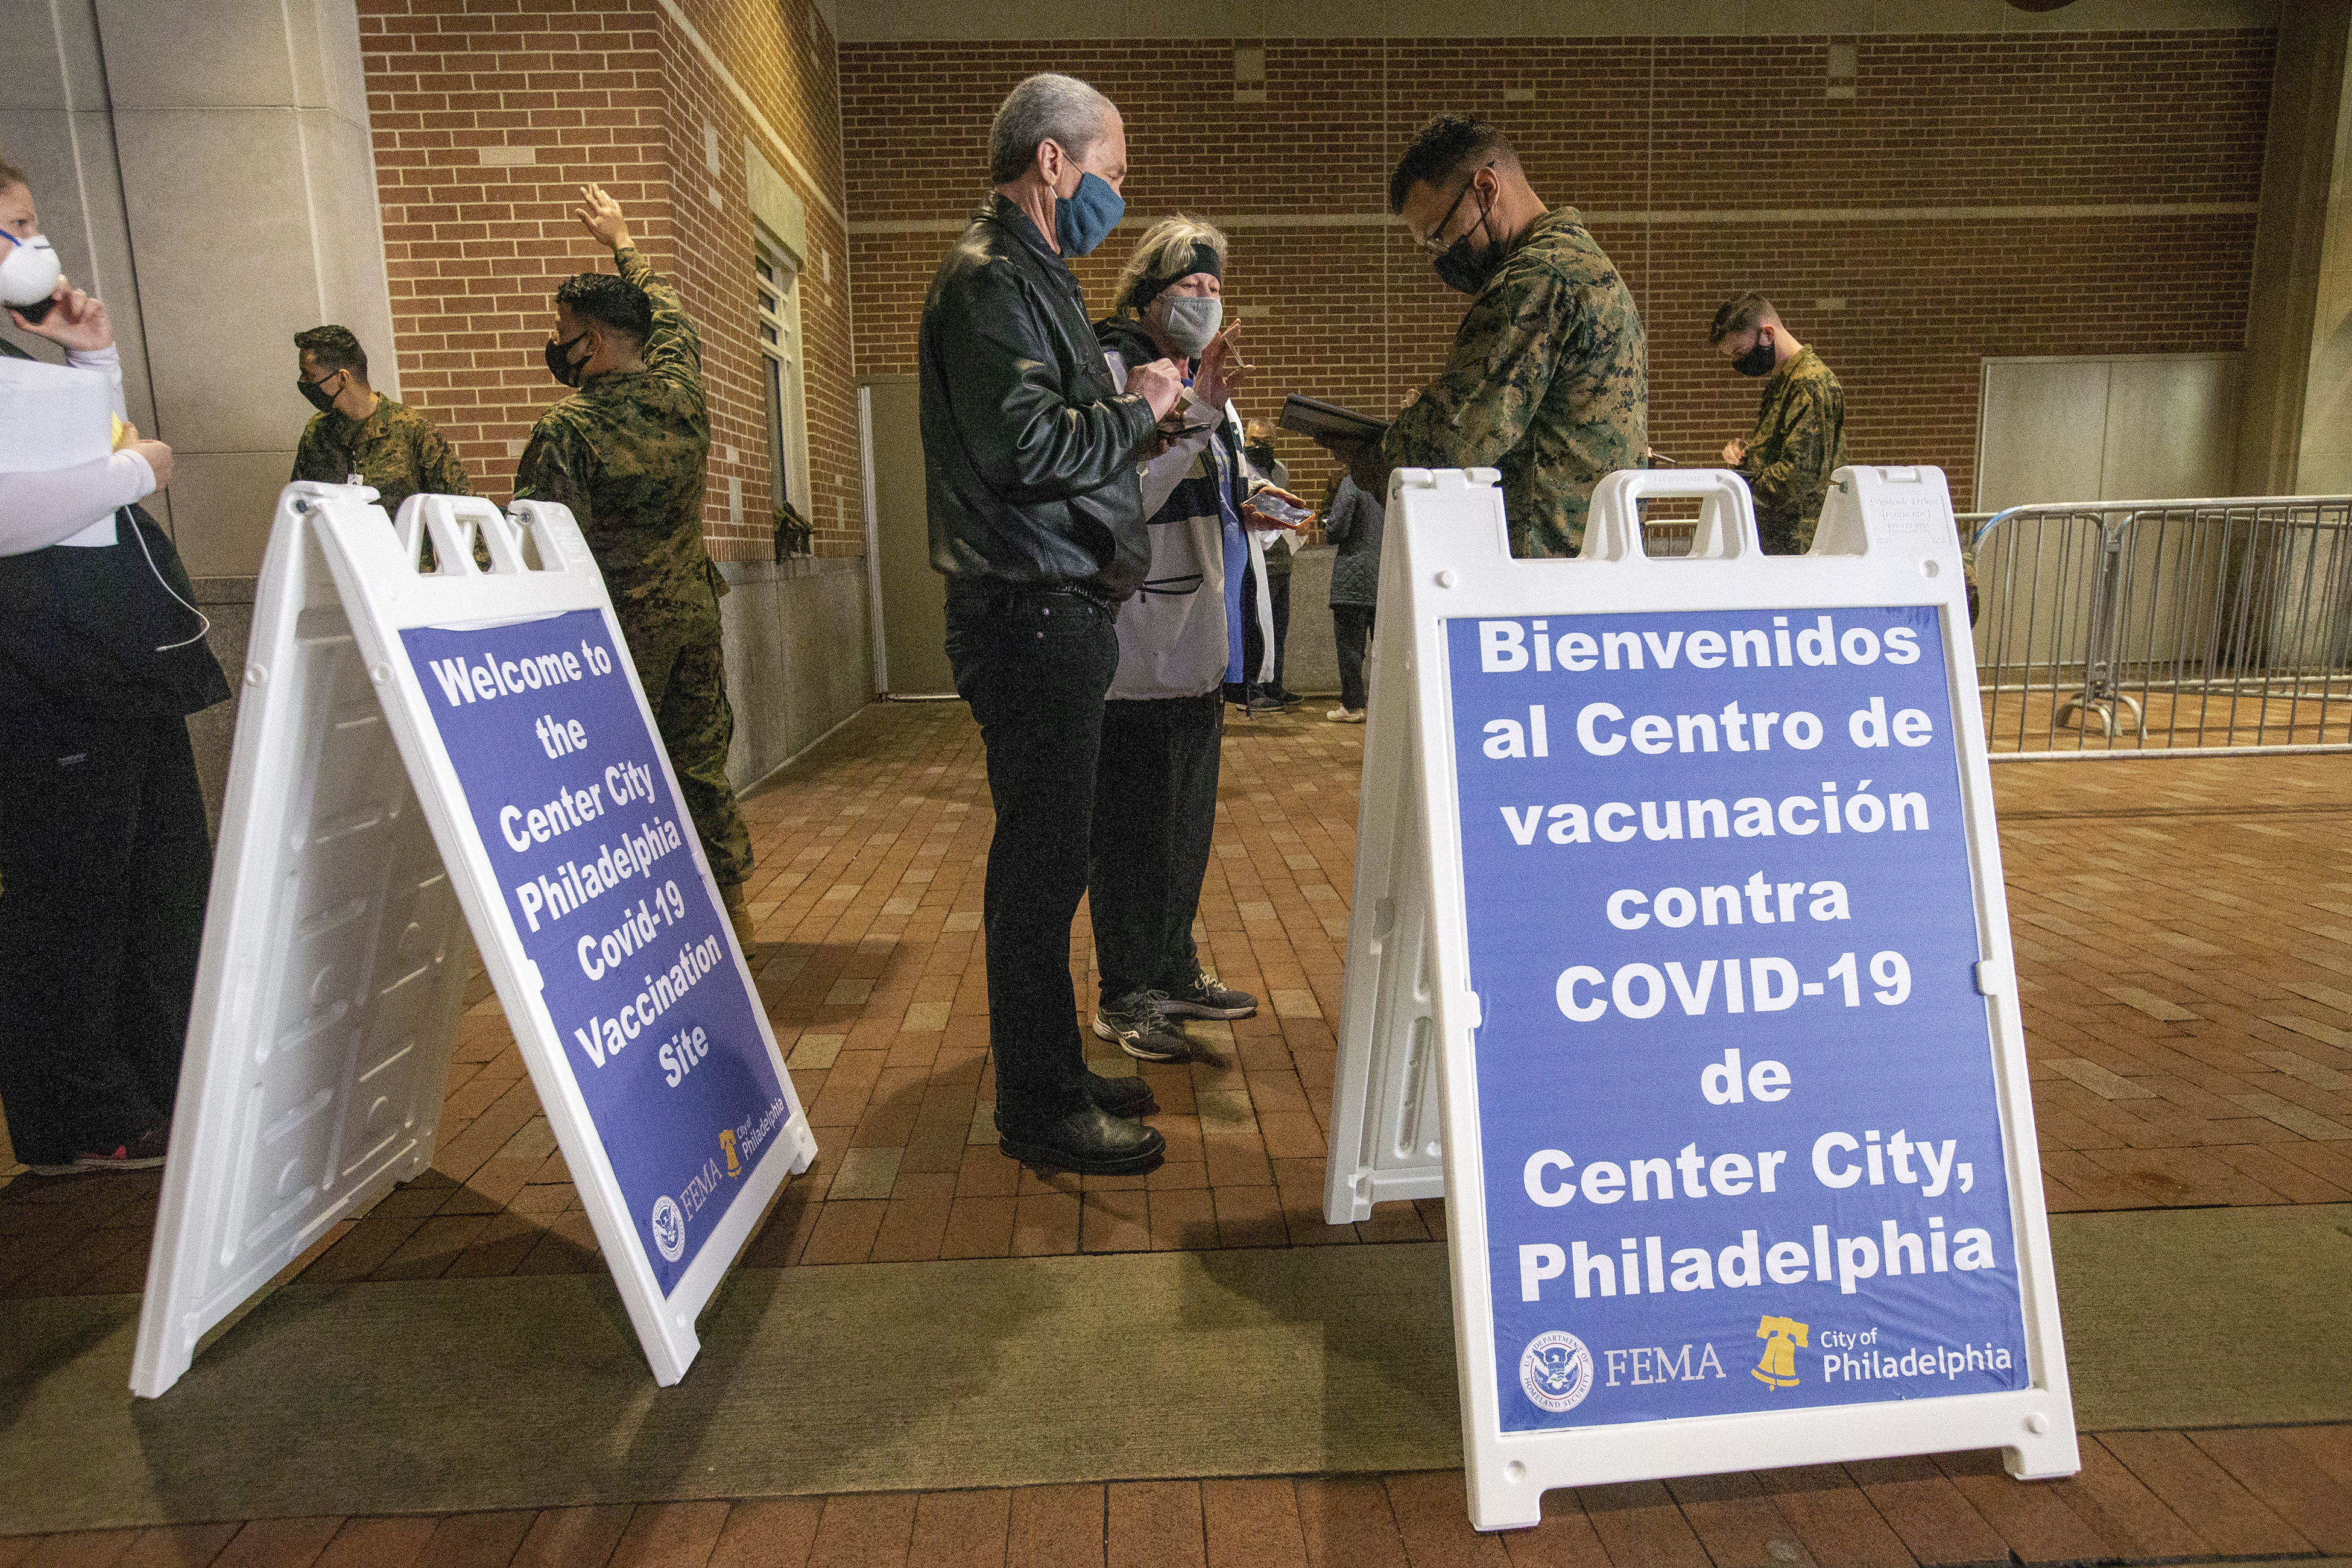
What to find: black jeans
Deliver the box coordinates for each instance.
[944,587,1121,1130]
[1333,603,1376,712]
[1089,690,1224,1004]
[0,709,212,1158]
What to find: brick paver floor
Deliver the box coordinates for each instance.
[4,706,2349,1564]
[4,1429,2347,1567]
[2,707,2348,1294]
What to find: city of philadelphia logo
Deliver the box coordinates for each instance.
[650,1195,687,1262]
[1753,1315,1809,1389]
[720,1127,742,1178]
[1520,1330,1595,1412]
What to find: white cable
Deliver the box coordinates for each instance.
[125,507,212,651]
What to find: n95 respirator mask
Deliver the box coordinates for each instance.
[0,230,63,322]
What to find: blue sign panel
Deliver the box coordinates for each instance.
[402,609,790,1294]
[1447,605,2028,1430]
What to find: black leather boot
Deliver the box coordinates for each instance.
[1086,1070,1157,1119]
[999,1104,1166,1175]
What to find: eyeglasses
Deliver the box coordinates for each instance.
[1414,162,1496,256]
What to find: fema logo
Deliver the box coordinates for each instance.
[1520,1330,1595,1413]
[650,1195,687,1262]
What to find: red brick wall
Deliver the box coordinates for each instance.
[359,0,858,560]
[841,31,2272,514]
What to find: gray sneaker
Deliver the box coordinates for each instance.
[1092,990,1190,1061]
[1157,968,1257,1019]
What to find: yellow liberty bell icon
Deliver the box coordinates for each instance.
[1752,1315,1807,1389]
[720,1127,742,1178]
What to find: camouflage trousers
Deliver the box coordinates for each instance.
[617,586,754,888]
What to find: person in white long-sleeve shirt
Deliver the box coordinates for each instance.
[0,153,226,1177]
[0,179,172,554]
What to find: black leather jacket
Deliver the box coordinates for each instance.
[919,195,1155,601]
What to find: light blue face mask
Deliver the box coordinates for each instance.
[1054,171,1124,258]
[1157,293,1223,358]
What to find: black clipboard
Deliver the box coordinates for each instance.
[1279,394,1390,444]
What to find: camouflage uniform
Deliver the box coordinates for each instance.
[513,245,751,888]
[1380,206,1647,558]
[1739,346,1847,555]
[291,395,471,518]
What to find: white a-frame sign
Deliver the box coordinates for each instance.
[1325,466,2075,1529]
[133,485,815,1397]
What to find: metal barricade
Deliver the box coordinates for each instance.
[1971,496,2352,758]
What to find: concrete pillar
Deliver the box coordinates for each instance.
[2237,2,2352,495]
[0,0,396,577]
[2293,10,2352,495]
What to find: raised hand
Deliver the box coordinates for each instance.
[12,276,111,353]
[1193,322,1248,408]
[574,183,633,250]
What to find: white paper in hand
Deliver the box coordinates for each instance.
[0,355,114,473]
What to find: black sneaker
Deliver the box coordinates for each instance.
[1092,991,1190,1061]
[1000,1104,1166,1175]
[1087,1070,1158,1119]
[1244,692,1286,714]
[1158,969,1257,1020]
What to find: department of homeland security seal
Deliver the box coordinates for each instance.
[1520,1330,1595,1412]
[651,1195,687,1262]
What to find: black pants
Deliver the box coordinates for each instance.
[1240,567,1292,696]
[945,589,1120,1130]
[1089,691,1224,1004]
[0,709,212,1159]
[1333,603,1376,712]
[1268,571,1291,692]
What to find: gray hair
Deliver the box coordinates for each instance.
[988,73,1117,186]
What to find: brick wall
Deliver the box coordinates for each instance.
[359,0,858,561]
[841,31,2273,514]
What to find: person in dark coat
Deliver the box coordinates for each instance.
[917,74,1185,1175]
[1323,474,1384,722]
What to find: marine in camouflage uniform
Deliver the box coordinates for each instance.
[512,240,753,891]
[291,396,470,519]
[1737,346,1846,555]
[1379,206,1647,558]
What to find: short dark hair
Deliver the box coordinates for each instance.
[1709,292,1780,347]
[1388,114,1517,217]
[295,324,368,378]
[0,151,27,192]
[554,271,653,347]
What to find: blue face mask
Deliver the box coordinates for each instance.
[1054,171,1124,258]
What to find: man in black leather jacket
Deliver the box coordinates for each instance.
[920,71,1184,1175]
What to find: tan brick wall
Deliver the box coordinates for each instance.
[841,31,2272,514]
[359,0,858,561]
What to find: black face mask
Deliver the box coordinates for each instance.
[296,370,341,413]
[1245,444,1275,471]
[1431,193,1503,296]
[545,330,590,388]
[1733,333,1777,378]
